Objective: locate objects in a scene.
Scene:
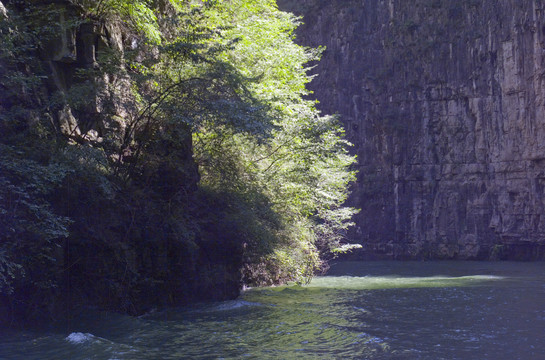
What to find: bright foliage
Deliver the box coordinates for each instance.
[192,0,358,283]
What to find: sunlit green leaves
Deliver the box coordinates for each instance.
[193,0,358,284]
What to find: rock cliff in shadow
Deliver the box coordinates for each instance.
[0,0,240,324]
[278,0,545,259]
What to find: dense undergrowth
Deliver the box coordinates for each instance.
[0,0,357,323]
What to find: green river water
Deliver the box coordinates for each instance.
[1,261,545,359]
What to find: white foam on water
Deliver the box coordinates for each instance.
[65,332,95,344]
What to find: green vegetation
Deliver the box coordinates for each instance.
[0,0,357,320]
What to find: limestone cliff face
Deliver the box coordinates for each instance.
[278,0,545,259]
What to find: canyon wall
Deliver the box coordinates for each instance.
[278,0,545,259]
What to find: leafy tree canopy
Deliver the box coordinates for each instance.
[0,0,358,305]
[192,0,359,283]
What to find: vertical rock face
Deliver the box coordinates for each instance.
[278,0,545,259]
[0,1,209,320]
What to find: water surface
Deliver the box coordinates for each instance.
[2,261,545,359]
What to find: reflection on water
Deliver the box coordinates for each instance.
[305,274,505,289]
[1,261,545,359]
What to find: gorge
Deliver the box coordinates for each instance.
[3,2,545,358]
[3,0,545,328]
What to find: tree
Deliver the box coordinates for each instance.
[193,0,359,284]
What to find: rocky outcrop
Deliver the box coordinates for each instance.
[0,1,231,324]
[38,3,127,144]
[278,0,545,259]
